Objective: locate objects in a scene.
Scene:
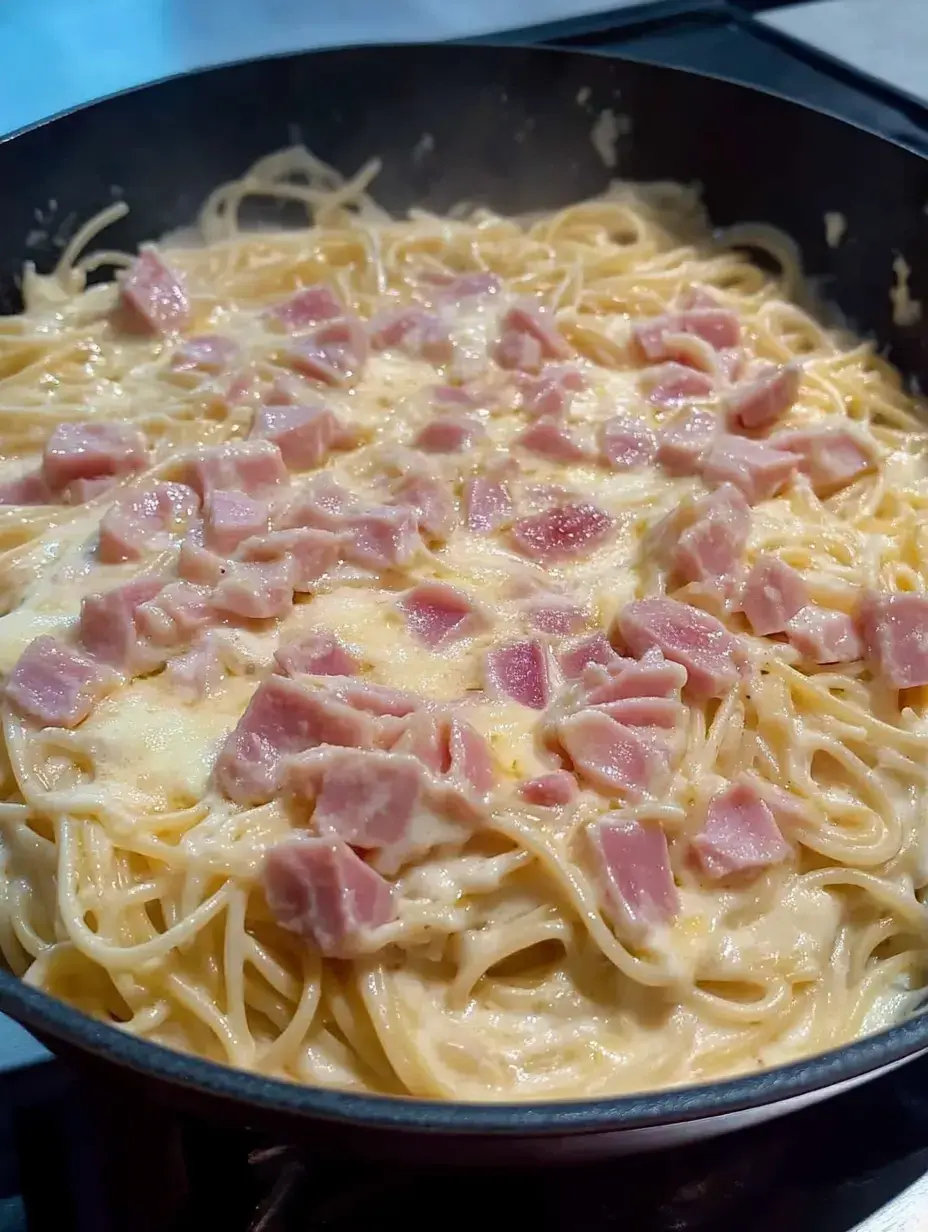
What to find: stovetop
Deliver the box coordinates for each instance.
[3,3,928,1228]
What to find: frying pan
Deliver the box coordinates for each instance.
[1,43,928,1163]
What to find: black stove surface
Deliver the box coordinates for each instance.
[4,4,928,1229]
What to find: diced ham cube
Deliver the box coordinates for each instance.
[516,421,591,464]
[741,556,808,636]
[250,403,346,471]
[306,749,423,849]
[274,630,359,678]
[386,711,445,773]
[164,636,225,703]
[0,471,54,506]
[558,632,620,679]
[508,502,613,563]
[215,676,375,805]
[210,557,295,620]
[519,771,578,807]
[595,696,683,739]
[273,474,359,532]
[397,581,485,649]
[262,837,394,957]
[517,367,586,420]
[43,422,147,493]
[748,775,813,832]
[61,476,119,505]
[240,528,342,591]
[726,362,800,430]
[170,334,240,375]
[586,820,679,933]
[329,680,420,718]
[135,581,214,645]
[785,605,862,664]
[97,481,199,564]
[494,305,571,372]
[430,272,501,304]
[484,640,549,709]
[178,536,228,586]
[773,427,875,496]
[584,648,688,704]
[656,407,718,476]
[79,578,166,671]
[617,597,746,698]
[446,717,494,797]
[640,362,714,407]
[633,309,740,362]
[525,598,587,636]
[266,286,344,330]
[390,473,457,542]
[701,435,796,504]
[692,779,790,879]
[118,249,189,335]
[185,440,288,500]
[598,416,658,470]
[673,483,750,586]
[283,318,369,386]
[370,309,453,364]
[342,506,421,570]
[413,414,485,454]
[464,476,513,533]
[204,490,269,554]
[559,711,667,799]
[6,636,115,728]
[859,591,928,688]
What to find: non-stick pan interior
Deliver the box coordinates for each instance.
[1,43,928,1139]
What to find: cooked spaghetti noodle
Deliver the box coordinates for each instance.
[0,147,925,1101]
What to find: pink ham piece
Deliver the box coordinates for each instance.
[692,779,790,879]
[558,632,620,679]
[98,481,199,563]
[43,422,147,493]
[656,407,718,476]
[598,416,658,470]
[525,597,587,636]
[617,597,746,698]
[118,249,189,335]
[170,334,240,375]
[178,536,227,585]
[0,471,54,506]
[307,749,424,850]
[446,717,494,798]
[741,556,808,636]
[414,414,485,454]
[595,696,682,739]
[508,502,613,563]
[392,474,457,542]
[519,771,578,807]
[584,648,687,704]
[6,636,115,727]
[430,272,501,304]
[516,421,591,464]
[464,475,513,533]
[726,362,800,430]
[61,476,119,506]
[266,286,344,330]
[859,592,928,688]
[388,711,445,774]
[370,309,453,364]
[204,490,269,554]
[633,308,740,362]
[262,837,394,958]
[329,679,420,718]
[773,427,875,496]
[786,605,862,664]
[586,820,679,933]
[274,630,358,678]
[397,581,485,649]
[673,483,750,586]
[135,581,213,645]
[274,474,359,532]
[210,557,295,620]
[185,441,288,501]
[701,435,796,504]
[640,362,714,407]
[250,404,346,471]
[164,636,225,703]
[517,367,585,419]
[559,710,667,799]
[485,640,549,709]
[240,528,342,591]
[342,506,421,570]
[494,305,571,372]
[215,676,375,805]
[283,318,369,386]
[79,578,165,671]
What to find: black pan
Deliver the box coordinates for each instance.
[1,43,927,1163]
